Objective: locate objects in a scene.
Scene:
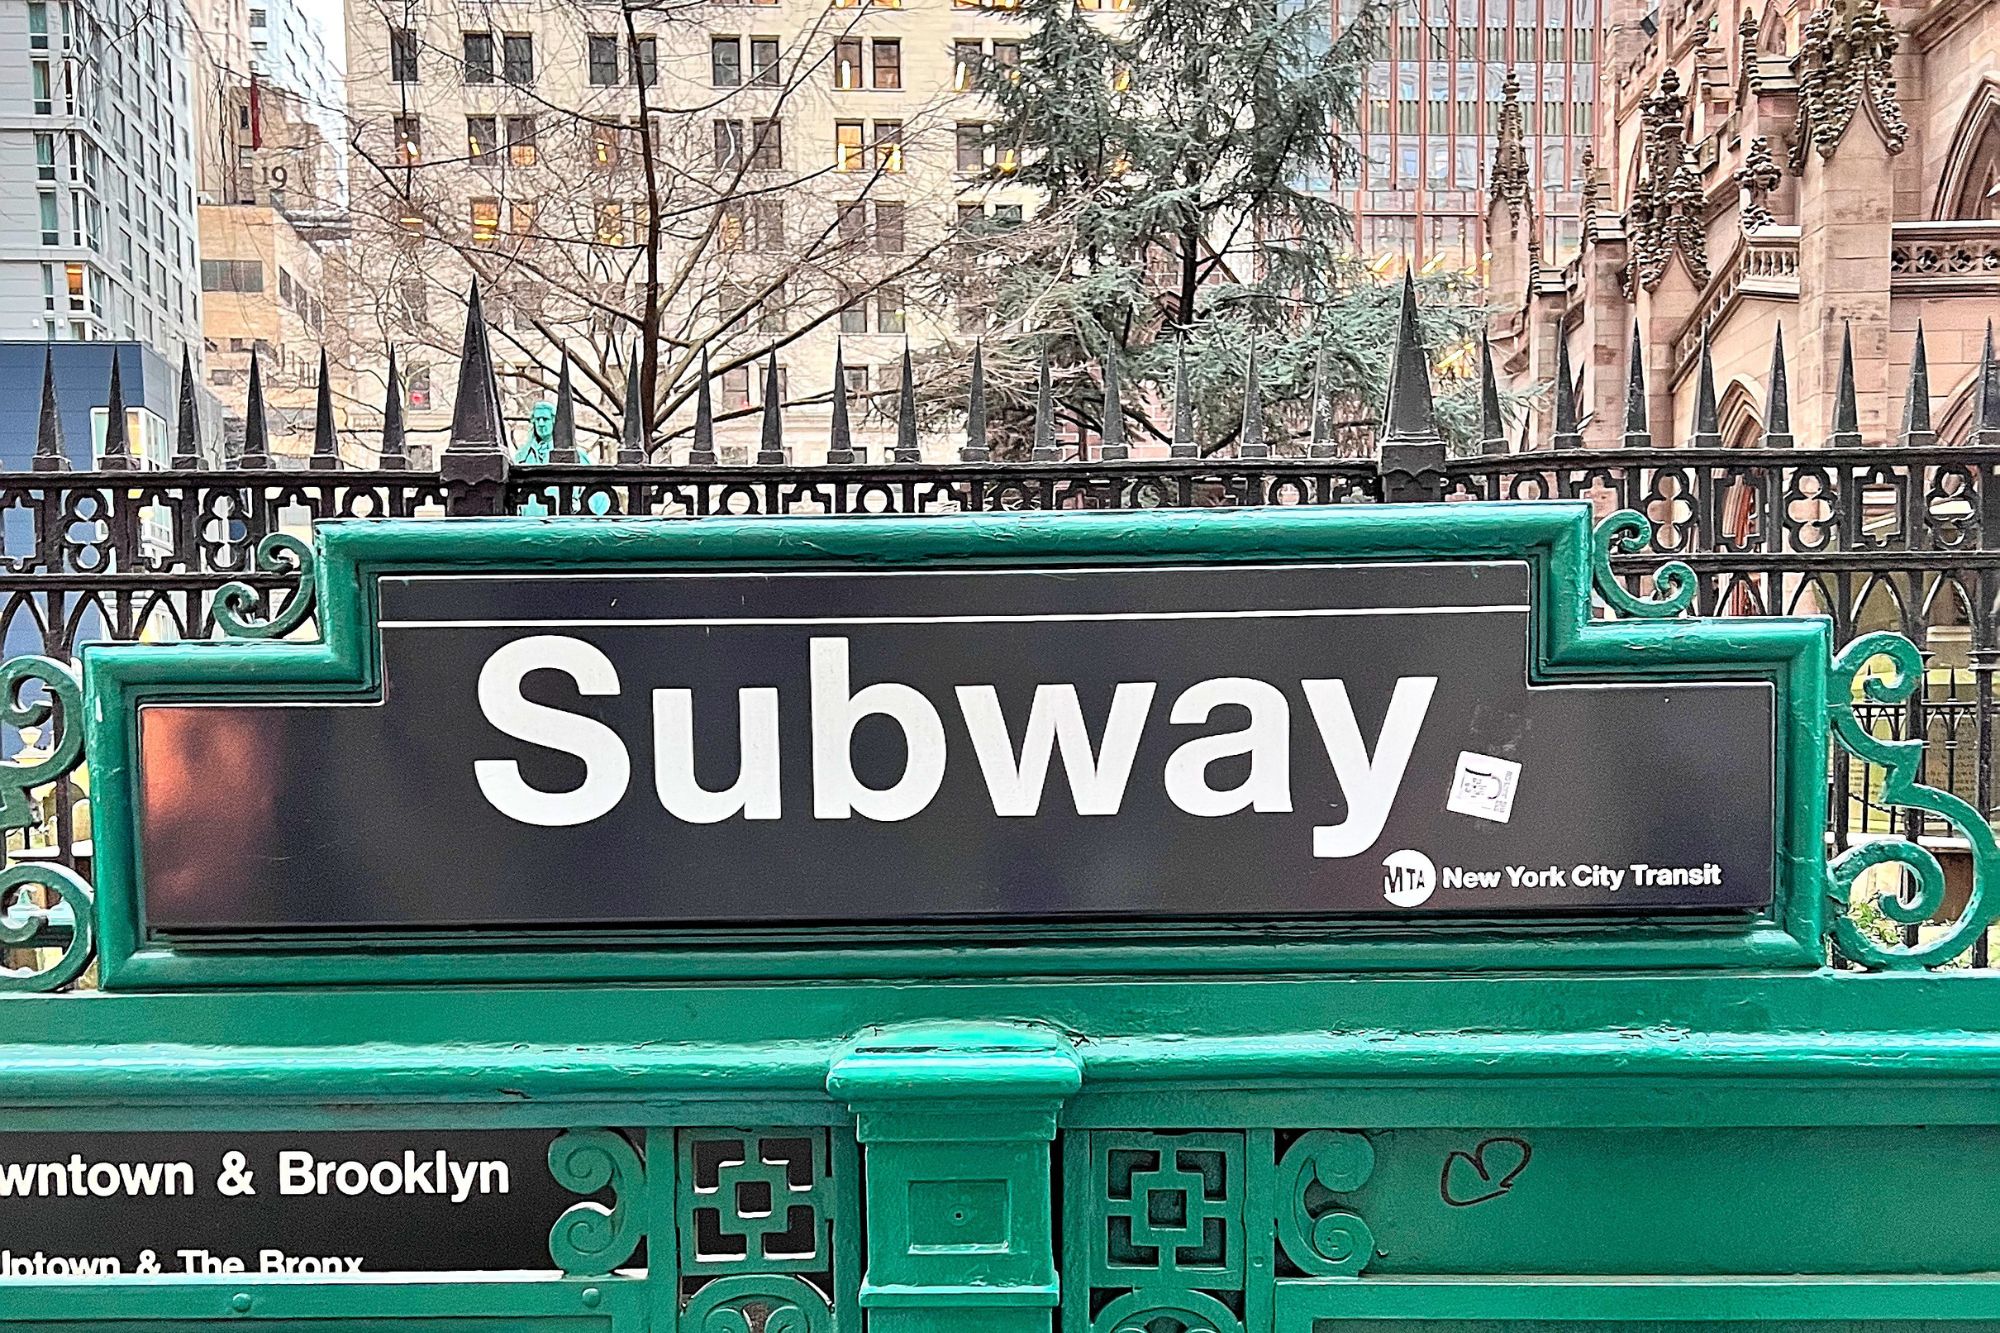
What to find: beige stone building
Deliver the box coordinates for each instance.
[340,0,1036,464]
[1487,0,2000,452]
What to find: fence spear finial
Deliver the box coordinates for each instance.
[1551,329,1580,450]
[619,344,648,465]
[1099,345,1128,461]
[239,347,271,469]
[1901,319,1937,447]
[1764,322,1794,448]
[1383,267,1440,447]
[1238,335,1268,459]
[379,348,408,470]
[1478,334,1507,455]
[446,279,505,457]
[309,347,339,470]
[827,340,855,464]
[1032,351,1058,461]
[1975,321,2000,447]
[1830,319,1862,447]
[1690,324,1721,448]
[549,356,577,464]
[961,341,989,462]
[33,346,67,473]
[1170,340,1197,459]
[99,350,136,471]
[173,344,202,469]
[1310,353,1338,459]
[893,341,919,463]
[1623,322,1651,448]
[690,349,717,464]
[757,353,786,465]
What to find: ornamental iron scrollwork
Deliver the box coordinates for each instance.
[1274,1131,1376,1278]
[682,1275,833,1333]
[1826,632,2000,969]
[548,1128,646,1276]
[1093,1289,1245,1333]
[0,655,93,993]
[213,532,318,640]
[1591,511,1697,618]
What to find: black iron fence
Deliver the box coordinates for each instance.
[9,282,2000,965]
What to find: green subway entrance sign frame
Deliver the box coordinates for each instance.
[1,501,1998,1333]
[75,503,1845,989]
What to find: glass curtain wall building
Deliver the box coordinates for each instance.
[1337,0,1597,274]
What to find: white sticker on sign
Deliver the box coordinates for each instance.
[1447,751,1521,823]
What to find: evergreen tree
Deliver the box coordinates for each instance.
[957,0,1491,454]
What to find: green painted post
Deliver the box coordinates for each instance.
[829,1024,1082,1332]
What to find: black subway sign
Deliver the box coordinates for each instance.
[133,559,1775,931]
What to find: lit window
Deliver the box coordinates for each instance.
[875,121,903,172]
[506,115,537,166]
[835,36,861,89]
[510,199,536,235]
[835,121,864,171]
[470,198,500,244]
[393,115,421,164]
[953,40,979,90]
[596,201,626,244]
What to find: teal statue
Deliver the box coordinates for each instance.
[517,402,556,465]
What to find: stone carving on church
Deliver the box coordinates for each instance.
[1740,8,1764,93]
[1491,70,1531,237]
[1735,136,1783,231]
[1790,0,1909,169]
[1627,69,1711,294]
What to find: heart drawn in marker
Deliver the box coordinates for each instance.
[1439,1136,1532,1207]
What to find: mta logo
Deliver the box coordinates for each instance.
[1381,849,1437,908]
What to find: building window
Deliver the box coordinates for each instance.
[27,1,47,48]
[876,285,904,333]
[750,37,779,85]
[35,133,56,182]
[31,58,52,114]
[503,33,533,83]
[873,38,901,89]
[994,40,1021,73]
[467,116,498,163]
[408,367,432,410]
[751,118,782,169]
[591,122,620,169]
[835,36,862,88]
[510,198,537,235]
[393,115,421,164]
[631,35,657,86]
[588,35,619,84]
[39,191,57,245]
[712,36,742,85]
[199,258,263,291]
[953,40,979,90]
[596,201,626,244]
[399,275,427,322]
[875,121,903,172]
[956,123,984,173]
[721,367,751,412]
[390,26,418,81]
[838,286,867,333]
[835,121,864,170]
[715,119,746,169]
[471,198,500,243]
[506,115,537,166]
[462,31,494,82]
[874,200,904,253]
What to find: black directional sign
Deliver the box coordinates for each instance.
[136,560,1774,931]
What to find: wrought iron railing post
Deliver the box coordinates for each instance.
[1376,271,1447,503]
[439,281,511,516]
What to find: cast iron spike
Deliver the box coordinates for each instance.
[379,348,408,470]
[1169,341,1197,459]
[548,356,577,464]
[446,279,505,456]
[1763,322,1794,448]
[1382,267,1440,446]
[1901,320,1937,447]
[33,346,68,473]
[1238,336,1268,459]
[961,341,989,462]
[689,350,718,464]
[99,350,136,471]
[1099,347,1128,461]
[1975,321,2000,447]
[172,344,202,469]
[757,353,786,465]
[309,347,339,470]
[893,342,919,463]
[1622,323,1652,448]
[1551,331,1581,450]
[239,348,271,469]
[827,340,855,464]
[619,345,648,465]
[1690,325,1721,449]
[1478,334,1507,455]
[1032,352,1058,461]
[1309,353,1338,459]
[1830,320,1862,447]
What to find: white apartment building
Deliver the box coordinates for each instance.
[342,0,1034,463]
[250,0,348,196]
[1,0,202,351]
